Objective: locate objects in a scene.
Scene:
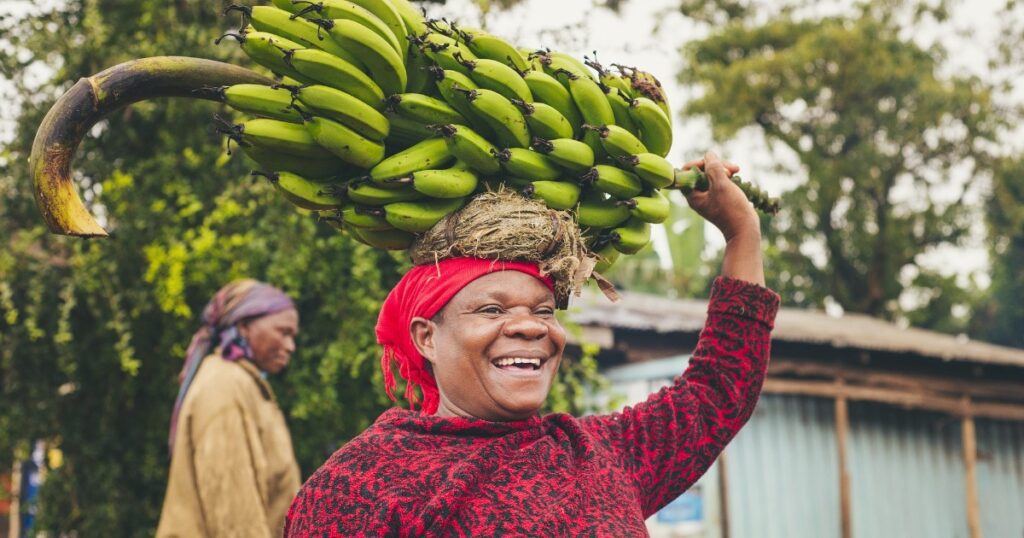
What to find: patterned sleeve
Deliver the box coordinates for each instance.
[581,276,780,517]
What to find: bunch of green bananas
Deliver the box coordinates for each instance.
[213,0,777,270]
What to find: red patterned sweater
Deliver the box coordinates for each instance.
[286,277,780,537]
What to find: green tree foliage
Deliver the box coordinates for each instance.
[680,4,1000,323]
[972,157,1024,347]
[0,1,603,534]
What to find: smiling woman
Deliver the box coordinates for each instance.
[286,153,779,537]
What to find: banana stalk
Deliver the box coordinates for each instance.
[30,56,271,237]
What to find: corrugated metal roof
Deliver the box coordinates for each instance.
[568,288,1024,367]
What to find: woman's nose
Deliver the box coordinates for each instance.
[502,313,550,339]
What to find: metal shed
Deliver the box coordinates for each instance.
[568,289,1024,538]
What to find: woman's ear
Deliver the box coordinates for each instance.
[409,317,437,365]
[237,320,250,341]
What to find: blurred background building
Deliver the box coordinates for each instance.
[570,290,1024,538]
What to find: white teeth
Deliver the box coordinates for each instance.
[494,357,542,368]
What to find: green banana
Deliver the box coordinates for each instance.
[431,67,494,137]
[293,84,390,141]
[457,54,533,103]
[217,31,310,83]
[415,32,477,76]
[494,147,561,180]
[448,87,528,147]
[339,205,392,230]
[620,191,670,224]
[591,242,621,273]
[220,84,302,123]
[511,99,573,141]
[385,114,436,147]
[456,88,531,148]
[387,93,465,125]
[456,26,531,71]
[520,180,581,210]
[242,6,359,64]
[620,152,674,188]
[241,144,354,179]
[320,18,407,95]
[293,0,406,61]
[271,0,300,12]
[255,170,345,210]
[303,114,386,168]
[369,137,452,182]
[576,192,631,228]
[563,71,615,126]
[605,86,640,135]
[348,225,417,250]
[580,164,643,199]
[437,124,500,175]
[584,123,647,159]
[618,65,671,119]
[389,0,429,36]
[522,69,583,136]
[610,217,651,254]
[629,96,673,158]
[386,168,479,198]
[346,180,422,205]
[530,137,594,174]
[533,49,594,85]
[585,57,634,99]
[238,118,335,159]
[384,197,466,232]
[282,48,385,109]
[582,129,609,165]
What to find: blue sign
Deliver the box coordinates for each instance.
[657,490,703,524]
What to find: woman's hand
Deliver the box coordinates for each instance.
[682,151,765,286]
[681,151,758,242]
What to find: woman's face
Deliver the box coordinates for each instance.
[411,271,566,421]
[240,308,299,374]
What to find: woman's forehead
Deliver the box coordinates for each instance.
[450,272,555,305]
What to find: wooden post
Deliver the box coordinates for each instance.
[718,451,730,538]
[8,460,21,538]
[835,381,852,538]
[962,397,982,538]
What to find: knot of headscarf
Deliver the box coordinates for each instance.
[376,258,554,415]
[168,279,294,453]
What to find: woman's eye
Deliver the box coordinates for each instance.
[480,306,504,314]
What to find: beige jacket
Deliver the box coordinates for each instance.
[156,356,301,538]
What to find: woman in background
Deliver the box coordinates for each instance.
[157,279,301,537]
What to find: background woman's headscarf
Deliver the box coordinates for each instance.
[376,257,554,415]
[168,279,294,453]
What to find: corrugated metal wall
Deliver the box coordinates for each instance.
[605,358,1024,538]
[976,419,1024,537]
[846,402,969,538]
[724,394,840,538]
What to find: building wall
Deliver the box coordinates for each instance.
[602,356,1024,538]
[846,402,968,538]
[976,418,1024,537]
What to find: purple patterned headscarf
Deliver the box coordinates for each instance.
[168,279,295,454]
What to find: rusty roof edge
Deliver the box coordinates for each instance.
[568,288,1024,368]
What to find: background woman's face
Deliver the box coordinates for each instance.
[241,308,299,374]
[413,271,566,421]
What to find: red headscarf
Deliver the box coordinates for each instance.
[376,257,555,414]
